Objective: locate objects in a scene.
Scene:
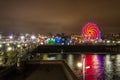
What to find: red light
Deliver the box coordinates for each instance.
[82,22,101,41]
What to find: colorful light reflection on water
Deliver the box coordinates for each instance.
[42,53,120,80]
[85,54,104,80]
[77,54,120,80]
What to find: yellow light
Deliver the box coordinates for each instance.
[77,62,82,67]
[0,44,2,48]
[118,41,120,43]
[7,47,12,51]
[107,40,110,44]
[17,44,21,48]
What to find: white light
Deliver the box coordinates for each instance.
[0,44,2,48]
[118,41,120,44]
[25,33,29,36]
[3,41,6,44]
[95,41,98,43]
[25,44,27,47]
[7,47,12,51]
[77,62,82,67]
[112,41,115,43]
[31,35,36,40]
[17,44,21,48]
[20,36,25,40]
[107,40,110,44]
[105,55,112,71]
[86,66,90,69]
[40,42,44,45]
[9,35,13,39]
[6,43,10,46]
[48,57,56,60]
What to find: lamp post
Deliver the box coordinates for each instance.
[82,54,85,80]
[0,44,3,65]
[77,54,86,80]
[16,44,22,67]
[6,46,13,65]
[20,35,25,43]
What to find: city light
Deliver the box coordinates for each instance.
[77,62,82,68]
[107,40,110,44]
[117,41,120,44]
[6,43,10,46]
[17,44,21,48]
[86,66,90,69]
[7,46,12,51]
[20,36,25,40]
[0,35,2,39]
[0,44,2,48]
[31,35,36,40]
[9,35,13,39]
[0,32,119,80]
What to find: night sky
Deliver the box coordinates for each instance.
[0,0,120,34]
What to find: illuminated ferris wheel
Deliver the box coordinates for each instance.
[81,22,101,41]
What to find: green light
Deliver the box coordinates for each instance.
[48,38,55,44]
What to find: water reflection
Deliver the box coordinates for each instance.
[80,54,103,80]
[42,53,120,80]
[116,54,120,78]
[67,54,74,69]
[104,55,113,80]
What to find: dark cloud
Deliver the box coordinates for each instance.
[0,0,120,34]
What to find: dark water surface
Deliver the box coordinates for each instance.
[42,53,120,80]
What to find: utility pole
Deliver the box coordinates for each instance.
[82,54,85,80]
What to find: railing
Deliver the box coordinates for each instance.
[25,60,78,80]
[61,60,78,80]
[31,44,120,53]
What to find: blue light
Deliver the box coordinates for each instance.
[65,39,72,45]
[55,37,62,44]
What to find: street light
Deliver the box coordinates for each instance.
[77,62,82,68]
[7,46,12,52]
[106,40,111,44]
[9,35,13,39]
[31,35,36,40]
[17,44,21,48]
[20,36,25,40]
[77,55,86,80]
[117,40,120,44]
